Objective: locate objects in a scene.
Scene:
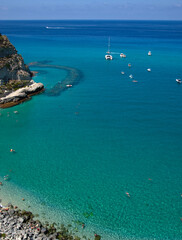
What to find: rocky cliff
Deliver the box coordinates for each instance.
[0,34,32,86]
[0,34,44,108]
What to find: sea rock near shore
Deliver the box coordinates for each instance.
[0,81,44,104]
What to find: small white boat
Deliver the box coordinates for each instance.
[176,79,181,83]
[147,68,151,72]
[120,53,126,58]
[148,51,152,56]
[121,71,125,75]
[129,74,133,79]
[66,84,72,87]
[105,37,113,60]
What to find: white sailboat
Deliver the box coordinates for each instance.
[105,37,113,60]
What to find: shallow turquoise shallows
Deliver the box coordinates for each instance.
[0,20,182,240]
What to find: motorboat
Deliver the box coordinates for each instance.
[147,68,151,72]
[129,74,133,79]
[120,53,126,58]
[148,51,152,56]
[176,79,181,83]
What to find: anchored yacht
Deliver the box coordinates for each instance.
[105,37,113,60]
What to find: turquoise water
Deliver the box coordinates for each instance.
[0,21,182,239]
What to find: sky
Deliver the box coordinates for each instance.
[0,0,182,20]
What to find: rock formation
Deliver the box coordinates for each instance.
[0,34,44,108]
[0,34,32,84]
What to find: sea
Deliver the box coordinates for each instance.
[0,20,182,240]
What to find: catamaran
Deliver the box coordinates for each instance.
[105,37,113,60]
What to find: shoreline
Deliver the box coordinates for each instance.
[0,200,102,240]
[0,180,103,240]
[0,203,86,240]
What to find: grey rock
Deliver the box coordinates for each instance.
[9,209,15,216]
[19,217,25,223]
[16,224,22,230]
[41,228,47,234]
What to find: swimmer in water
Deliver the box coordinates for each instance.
[126,192,130,198]
[4,175,9,181]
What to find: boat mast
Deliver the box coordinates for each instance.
[107,37,111,54]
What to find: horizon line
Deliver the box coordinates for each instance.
[0,19,182,21]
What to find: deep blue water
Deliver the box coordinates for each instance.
[0,20,182,240]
